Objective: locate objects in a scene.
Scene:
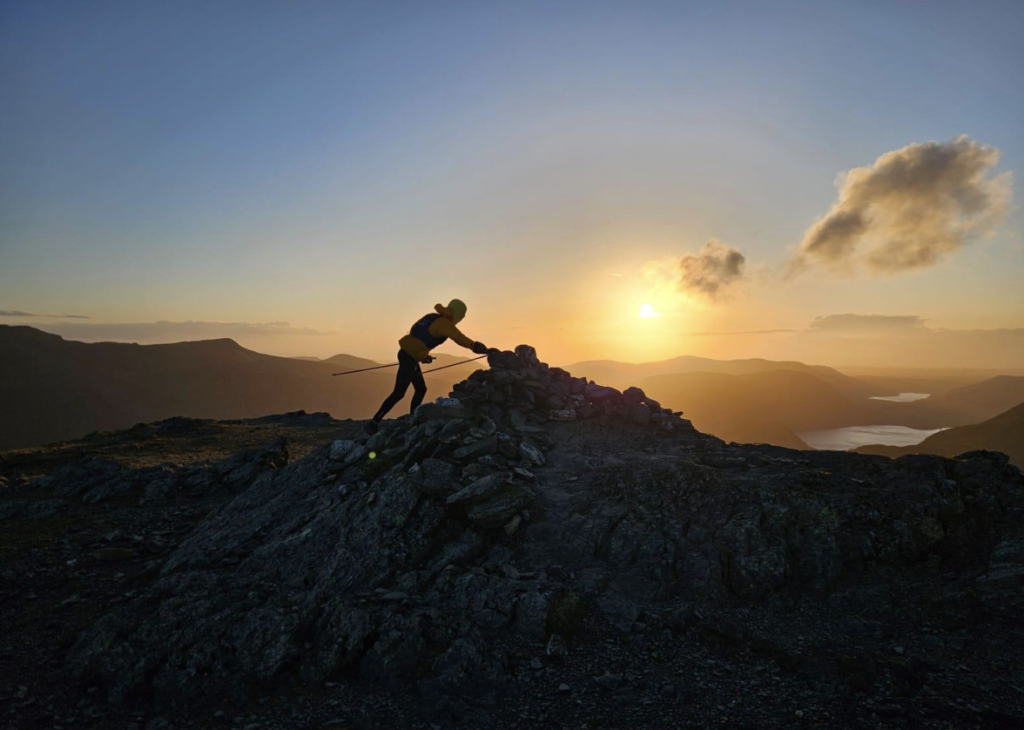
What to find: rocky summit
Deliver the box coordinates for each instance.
[3,346,1024,729]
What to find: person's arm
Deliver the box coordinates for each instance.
[430,317,485,352]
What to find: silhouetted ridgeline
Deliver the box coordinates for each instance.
[857,402,1024,467]
[0,326,469,450]
[3,325,1023,455]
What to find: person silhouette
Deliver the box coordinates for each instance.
[366,299,487,432]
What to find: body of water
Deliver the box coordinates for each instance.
[869,392,931,403]
[799,425,946,451]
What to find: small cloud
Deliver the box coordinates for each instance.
[794,135,1012,275]
[645,239,746,302]
[0,309,91,319]
[686,329,798,336]
[808,314,928,332]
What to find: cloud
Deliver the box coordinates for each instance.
[686,329,799,336]
[647,239,746,301]
[0,309,90,319]
[808,314,928,332]
[794,135,1012,274]
[30,320,327,343]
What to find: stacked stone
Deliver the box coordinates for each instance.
[452,344,691,431]
[330,345,692,535]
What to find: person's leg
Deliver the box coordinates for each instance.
[372,352,415,422]
[408,360,428,413]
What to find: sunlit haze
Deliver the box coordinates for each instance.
[2,1,1022,368]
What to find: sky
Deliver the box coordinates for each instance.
[2,0,1023,368]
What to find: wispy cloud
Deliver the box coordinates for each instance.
[0,309,90,319]
[686,329,799,336]
[793,135,1012,275]
[808,314,928,332]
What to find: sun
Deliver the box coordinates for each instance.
[638,304,661,318]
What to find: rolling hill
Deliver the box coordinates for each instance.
[0,326,481,450]
[639,369,874,436]
[918,375,1024,425]
[855,402,1024,467]
[567,355,883,399]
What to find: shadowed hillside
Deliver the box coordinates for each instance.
[918,375,1024,425]
[639,370,877,434]
[567,355,882,399]
[0,326,476,450]
[857,402,1024,467]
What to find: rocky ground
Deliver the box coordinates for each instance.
[2,345,1023,729]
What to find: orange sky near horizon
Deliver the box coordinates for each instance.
[2,2,1023,370]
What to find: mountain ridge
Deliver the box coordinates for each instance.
[3,344,1021,728]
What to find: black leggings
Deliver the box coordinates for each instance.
[373,350,427,421]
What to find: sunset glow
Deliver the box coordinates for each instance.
[0,2,1020,369]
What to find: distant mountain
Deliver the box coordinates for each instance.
[566,356,1024,435]
[323,353,384,371]
[639,370,873,435]
[918,376,1024,425]
[852,375,975,399]
[569,355,880,399]
[0,326,482,450]
[855,402,1024,467]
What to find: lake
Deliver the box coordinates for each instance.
[869,392,931,403]
[799,425,946,451]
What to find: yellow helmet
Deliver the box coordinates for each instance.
[436,299,467,323]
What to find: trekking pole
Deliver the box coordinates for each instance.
[331,354,488,376]
[421,354,488,374]
[331,362,400,376]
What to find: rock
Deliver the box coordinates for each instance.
[593,672,623,690]
[465,487,532,528]
[446,472,512,507]
[976,537,1024,617]
[503,514,522,536]
[584,384,620,400]
[414,458,459,497]
[92,547,137,562]
[487,350,522,370]
[413,404,474,424]
[597,594,640,632]
[622,386,646,403]
[452,436,498,460]
[546,634,567,659]
[548,408,576,421]
[329,440,358,461]
[669,602,694,632]
[514,344,540,367]
[608,402,651,425]
[366,431,385,452]
[519,442,545,468]
[461,462,498,482]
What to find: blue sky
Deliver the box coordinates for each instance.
[1,0,1022,364]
